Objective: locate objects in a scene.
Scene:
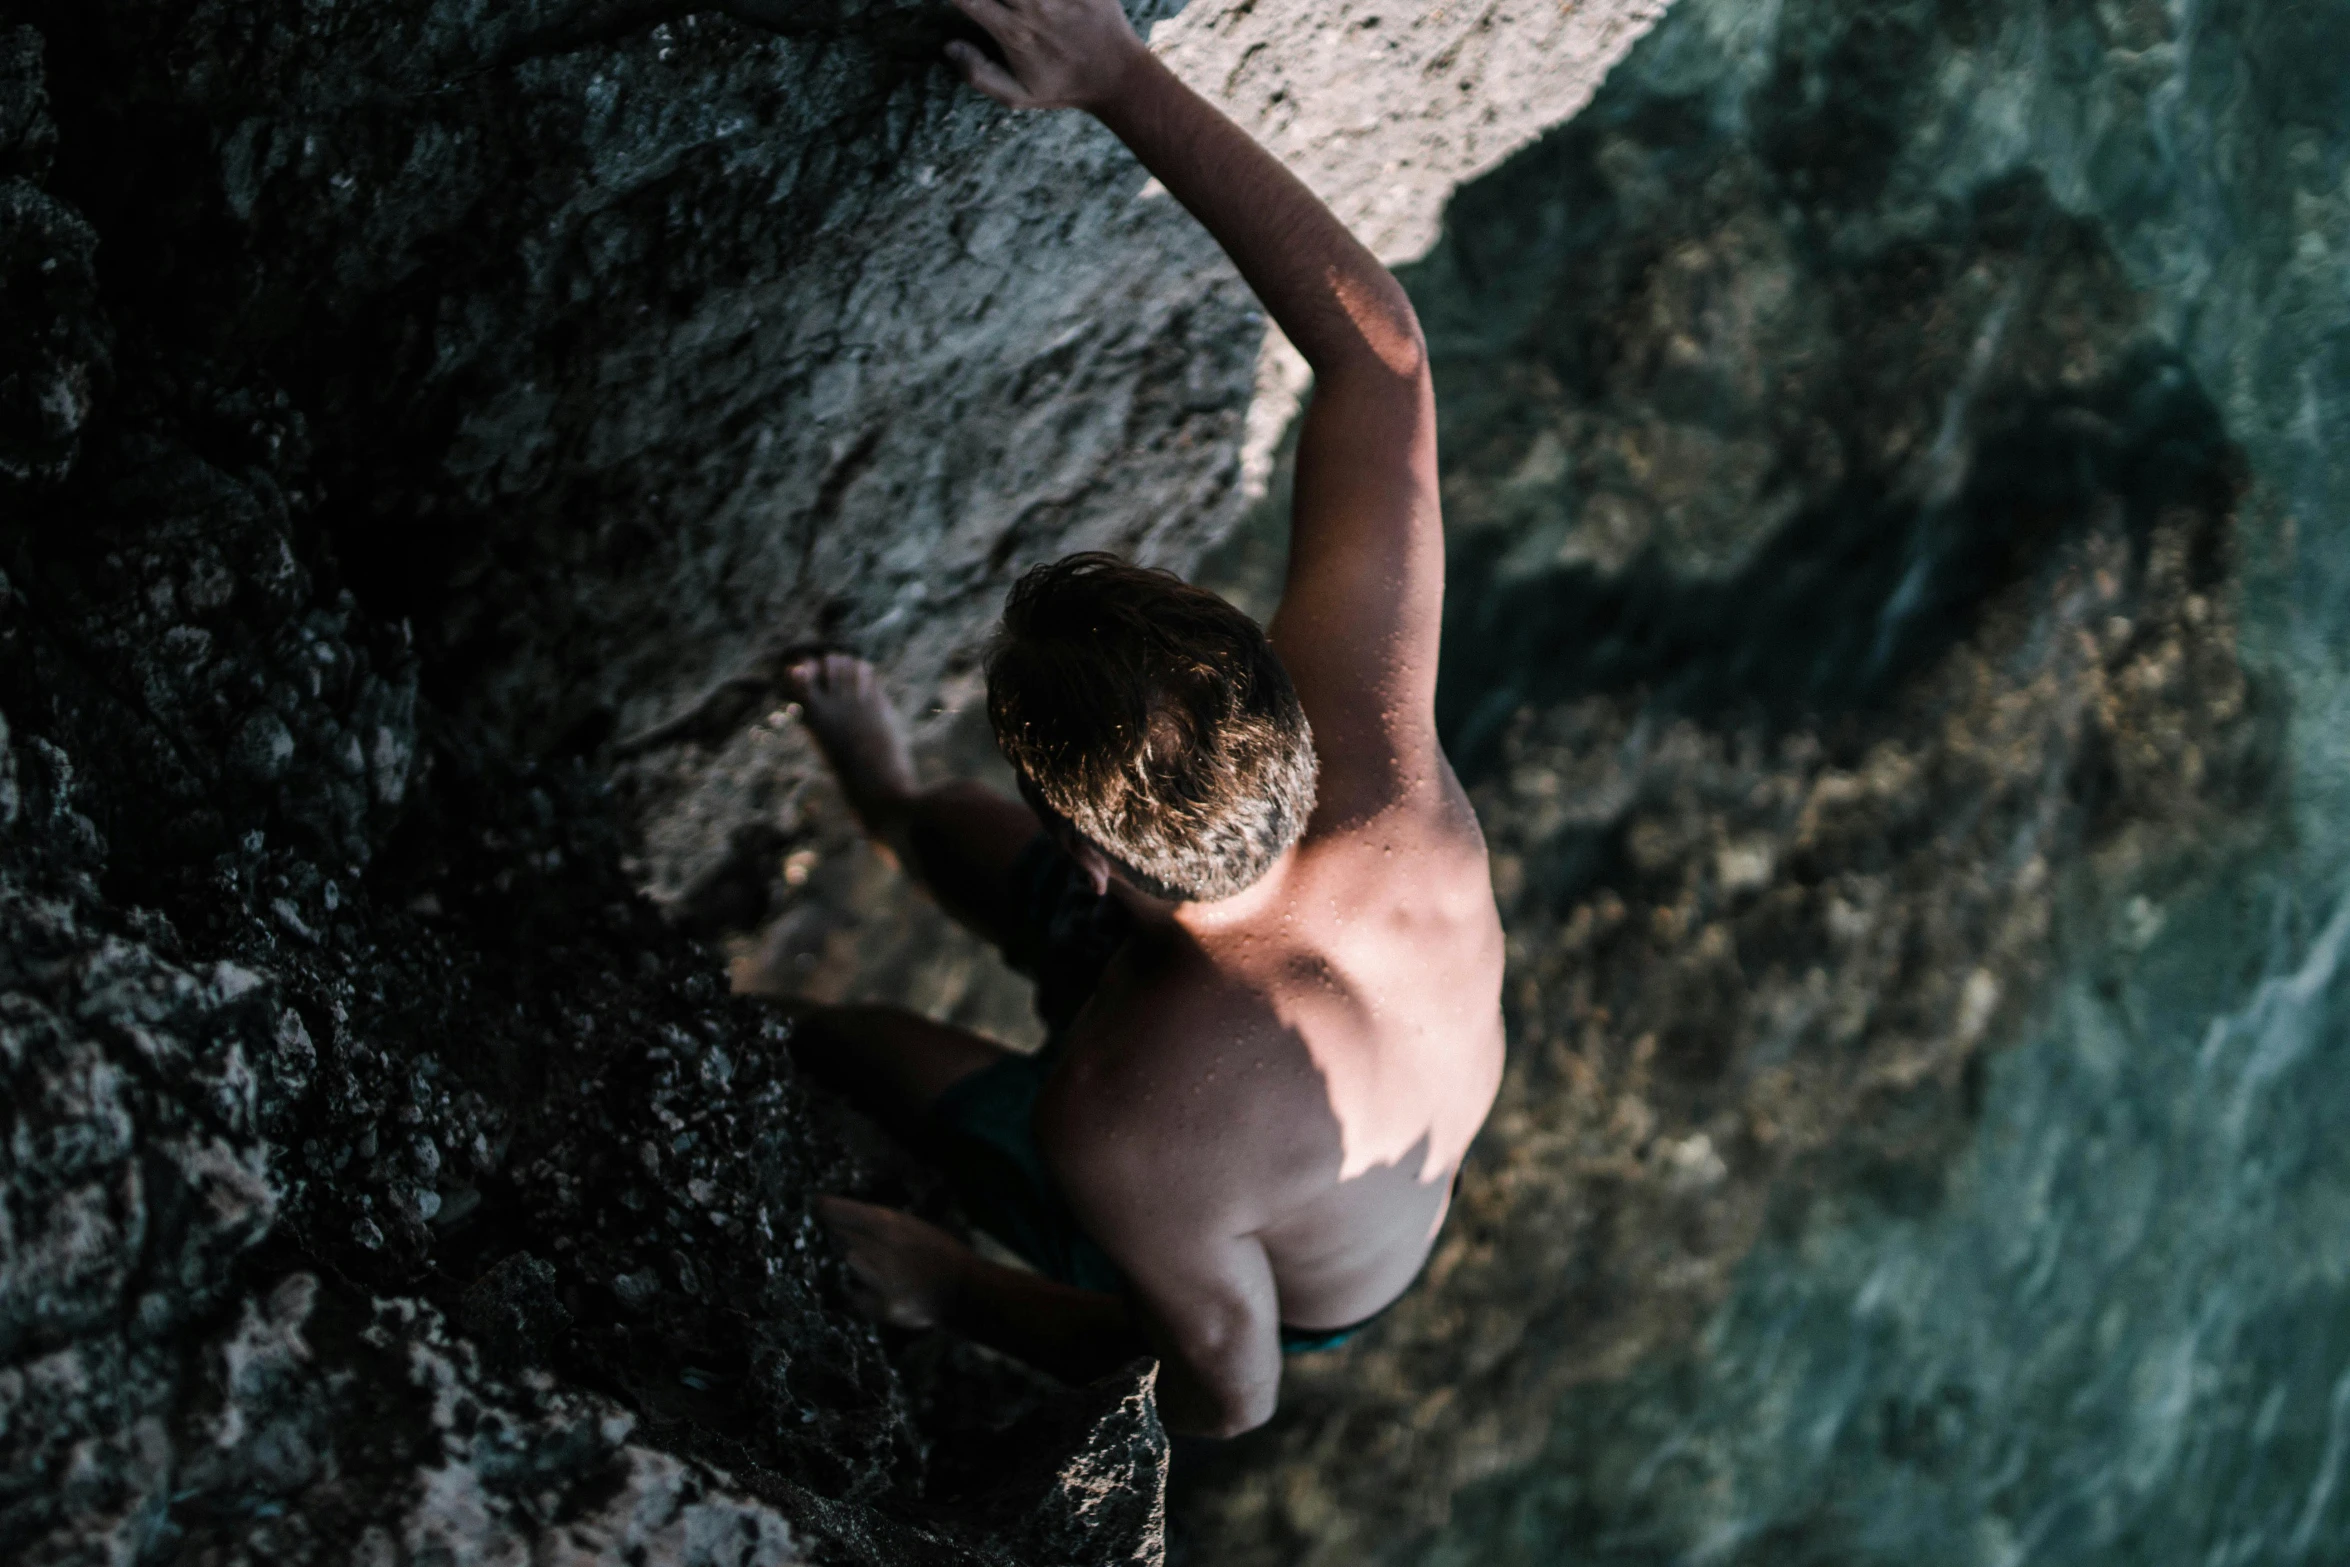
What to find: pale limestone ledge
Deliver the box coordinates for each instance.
[617,0,1674,910]
[1151,0,1673,496]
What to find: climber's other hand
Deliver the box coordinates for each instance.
[816,1195,972,1330]
[943,0,1148,112]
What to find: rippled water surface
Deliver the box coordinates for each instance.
[1396,0,2350,1558]
[1430,861,2350,1563]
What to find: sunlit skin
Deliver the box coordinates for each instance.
[777,0,1505,1439]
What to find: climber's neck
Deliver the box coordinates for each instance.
[1100,842,1301,939]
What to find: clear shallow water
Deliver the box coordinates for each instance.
[1396,0,2350,1559]
[1430,852,2350,1564]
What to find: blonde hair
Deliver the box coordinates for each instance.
[986,554,1317,902]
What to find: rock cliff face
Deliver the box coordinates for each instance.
[0,0,1666,1560]
[0,20,1179,1551]
[0,7,1181,1561]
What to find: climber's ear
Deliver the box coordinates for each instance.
[1067,839,1114,899]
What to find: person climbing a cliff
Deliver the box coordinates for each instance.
[774,0,1505,1439]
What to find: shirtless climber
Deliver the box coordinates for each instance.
[777,0,1505,1438]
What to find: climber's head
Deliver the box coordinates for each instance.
[986,552,1318,904]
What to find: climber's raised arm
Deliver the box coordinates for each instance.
[946,0,1445,824]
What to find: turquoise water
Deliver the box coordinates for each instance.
[1403,0,2350,1559]
[1432,849,2350,1564]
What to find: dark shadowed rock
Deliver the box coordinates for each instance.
[459,1253,572,1376]
[0,12,1175,1559]
[935,1362,1170,1566]
[0,25,53,182]
[0,27,102,486]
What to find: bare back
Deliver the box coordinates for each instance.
[1042,763,1504,1329]
[1032,94,1506,1338]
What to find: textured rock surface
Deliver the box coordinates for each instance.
[0,0,1676,1559]
[3,13,1174,1561]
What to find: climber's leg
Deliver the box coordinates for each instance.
[771,998,1020,1150]
[786,652,1043,952]
[779,999,1123,1293]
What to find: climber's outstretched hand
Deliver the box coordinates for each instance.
[943,0,1148,111]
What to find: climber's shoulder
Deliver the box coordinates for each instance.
[1037,926,1337,1204]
